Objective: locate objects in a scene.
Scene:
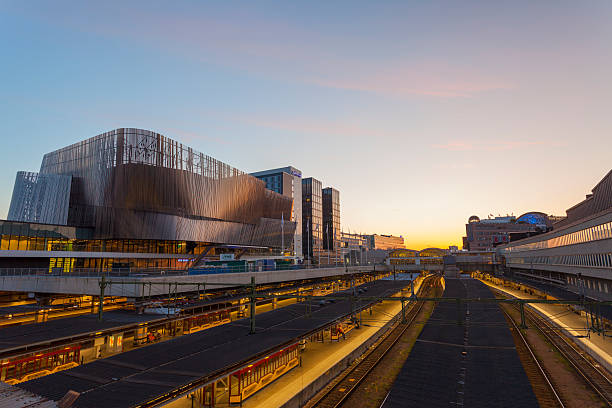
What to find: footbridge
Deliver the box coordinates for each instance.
[387,248,499,273]
[0,265,380,297]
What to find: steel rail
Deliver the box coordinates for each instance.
[523,306,612,406]
[501,306,565,407]
[490,284,612,406]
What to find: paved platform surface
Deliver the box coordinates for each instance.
[507,274,612,321]
[18,280,409,408]
[383,278,538,408]
[483,278,612,373]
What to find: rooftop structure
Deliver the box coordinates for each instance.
[553,170,612,229]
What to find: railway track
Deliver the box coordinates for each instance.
[491,284,612,406]
[307,276,438,408]
[523,304,612,406]
[501,306,565,408]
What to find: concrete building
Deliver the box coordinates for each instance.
[500,169,612,300]
[366,234,405,250]
[462,213,554,251]
[251,166,303,257]
[302,177,323,261]
[340,232,369,265]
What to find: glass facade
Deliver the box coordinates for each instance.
[251,167,303,257]
[503,220,612,252]
[322,187,340,251]
[509,253,612,269]
[302,177,322,259]
[0,220,283,272]
[257,174,284,194]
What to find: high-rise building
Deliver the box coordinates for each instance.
[251,166,303,257]
[302,177,323,261]
[322,187,340,251]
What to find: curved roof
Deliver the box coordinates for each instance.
[418,248,446,257]
[516,212,550,226]
[388,248,419,257]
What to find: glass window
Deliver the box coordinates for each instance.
[1,235,9,250]
[9,236,18,250]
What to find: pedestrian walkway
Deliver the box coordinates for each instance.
[480,278,612,372]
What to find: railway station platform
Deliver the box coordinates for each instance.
[16,279,412,408]
[504,273,612,321]
[480,277,612,373]
[0,274,378,385]
[234,275,426,408]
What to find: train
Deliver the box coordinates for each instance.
[0,345,81,384]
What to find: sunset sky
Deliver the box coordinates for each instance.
[1,1,611,249]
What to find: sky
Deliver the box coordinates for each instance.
[1,1,611,250]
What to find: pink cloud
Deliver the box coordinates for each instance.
[432,139,567,151]
[308,68,513,98]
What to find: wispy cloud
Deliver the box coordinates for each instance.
[232,115,385,138]
[162,126,234,146]
[432,139,567,151]
[432,162,476,169]
[308,66,513,98]
[15,4,513,99]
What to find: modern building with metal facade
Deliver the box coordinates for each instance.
[500,170,612,301]
[250,166,303,257]
[8,172,71,225]
[3,128,295,271]
[302,177,323,261]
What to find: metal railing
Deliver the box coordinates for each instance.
[0,262,380,278]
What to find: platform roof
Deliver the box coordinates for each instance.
[19,280,409,408]
[0,311,164,357]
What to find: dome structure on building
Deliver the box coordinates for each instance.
[419,248,447,257]
[468,215,480,223]
[516,212,550,226]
